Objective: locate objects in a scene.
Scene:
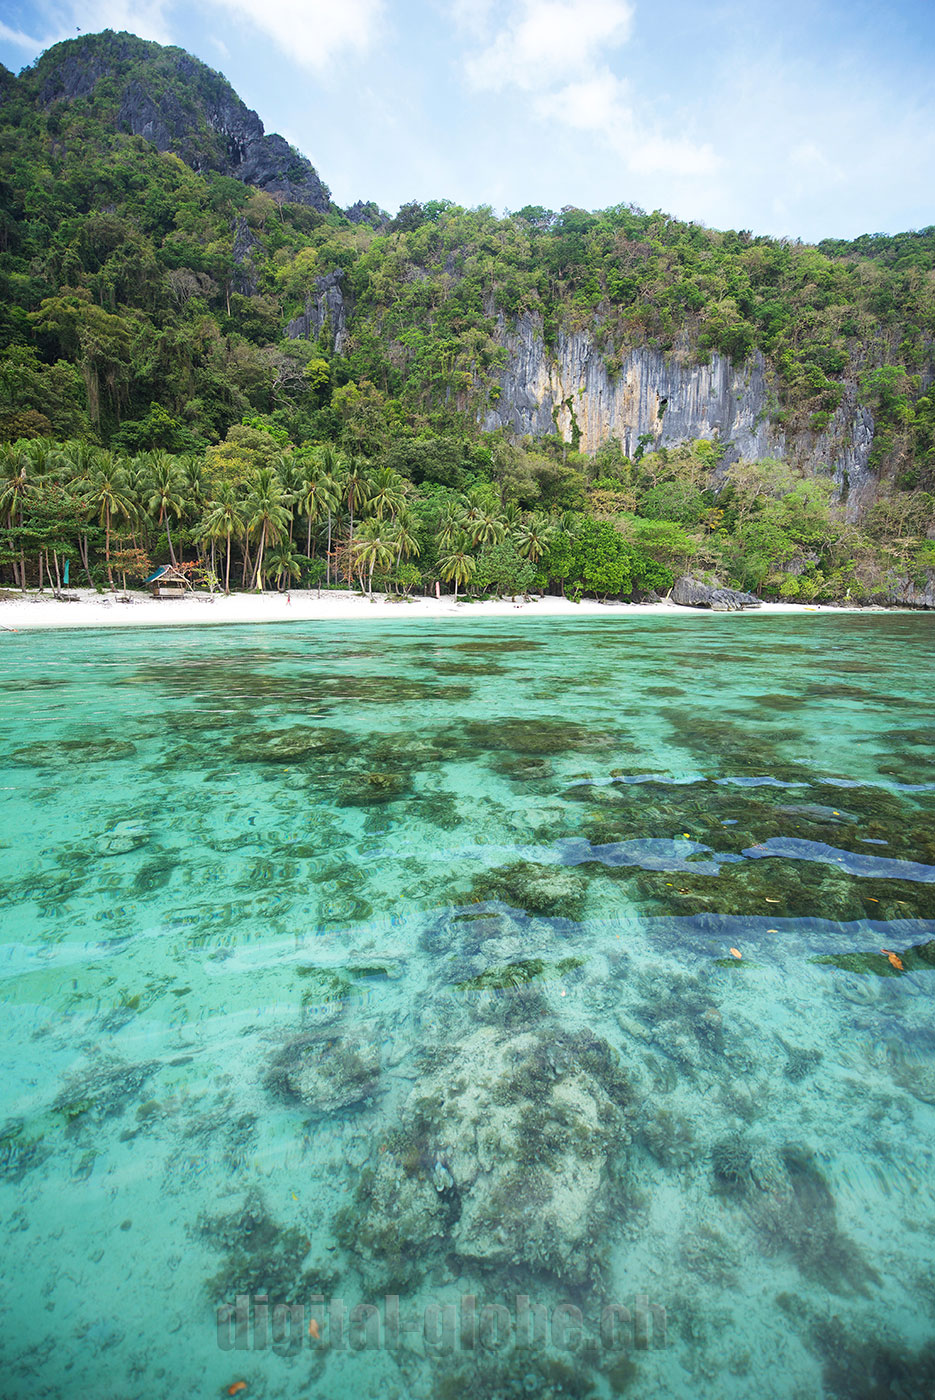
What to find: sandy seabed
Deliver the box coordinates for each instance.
[0,587,877,631]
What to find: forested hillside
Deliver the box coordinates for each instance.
[1,30,933,604]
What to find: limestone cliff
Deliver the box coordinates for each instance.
[286,270,353,354]
[482,312,877,519]
[25,31,332,211]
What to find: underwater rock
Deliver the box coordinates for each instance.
[52,1057,158,1125]
[812,1313,935,1400]
[638,1107,697,1168]
[0,1119,52,1181]
[453,956,585,993]
[366,733,447,769]
[11,737,137,767]
[336,770,411,806]
[97,823,150,856]
[432,1347,601,1400]
[266,1031,382,1114]
[467,860,588,921]
[199,1189,321,1304]
[347,1026,632,1286]
[335,1150,447,1292]
[228,725,351,763]
[464,717,613,756]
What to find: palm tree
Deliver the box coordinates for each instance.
[57,440,100,585]
[312,444,346,585]
[89,453,135,589]
[392,510,422,568]
[178,456,206,526]
[342,456,371,583]
[353,519,396,595]
[300,468,341,563]
[368,466,406,521]
[200,485,245,594]
[468,509,507,549]
[437,545,476,602]
[0,442,32,589]
[265,541,303,592]
[435,503,466,553]
[515,514,556,563]
[145,452,184,564]
[273,452,303,542]
[245,467,291,590]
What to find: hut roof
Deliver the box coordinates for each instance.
[145,564,187,584]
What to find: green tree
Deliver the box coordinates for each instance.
[245,467,290,590]
[437,544,476,600]
[89,453,135,588]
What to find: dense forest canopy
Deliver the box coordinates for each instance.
[0,30,933,604]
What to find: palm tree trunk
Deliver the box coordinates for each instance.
[254,523,267,590]
[326,511,332,586]
[79,533,93,587]
[165,514,176,565]
[306,514,312,557]
[105,508,114,589]
[225,531,231,594]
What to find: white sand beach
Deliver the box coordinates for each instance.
[0,587,873,630]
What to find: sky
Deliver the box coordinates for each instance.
[1,0,934,242]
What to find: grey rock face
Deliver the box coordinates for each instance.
[671,577,761,610]
[482,313,876,520]
[880,573,935,608]
[232,218,259,296]
[286,269,352,353]
[344,199,388,229]
[31,34,331,211]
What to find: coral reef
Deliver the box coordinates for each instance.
[466,861,588,921]
[343,1025,633,1289]
[710,1135,754,1195]
[198,1190,319,1304]
[266,1030,382,1114]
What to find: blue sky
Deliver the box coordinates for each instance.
[1,0,934,241]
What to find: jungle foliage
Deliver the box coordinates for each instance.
[1,31,934,603]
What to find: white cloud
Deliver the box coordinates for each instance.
[455,0,716,181]
[203,0,384,72]
[538,71,717,178]
[0,21,42,49]
[449,0,495,40]
[465,0,632,91]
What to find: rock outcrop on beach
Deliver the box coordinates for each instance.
[671,577,762,610]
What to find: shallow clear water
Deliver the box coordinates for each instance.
[1,613,935,1400]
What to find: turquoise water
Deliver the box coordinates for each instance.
[1,613,935,1400]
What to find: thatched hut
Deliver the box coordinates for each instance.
[145,564,191,598]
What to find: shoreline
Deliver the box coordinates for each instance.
[0,587,901,631]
